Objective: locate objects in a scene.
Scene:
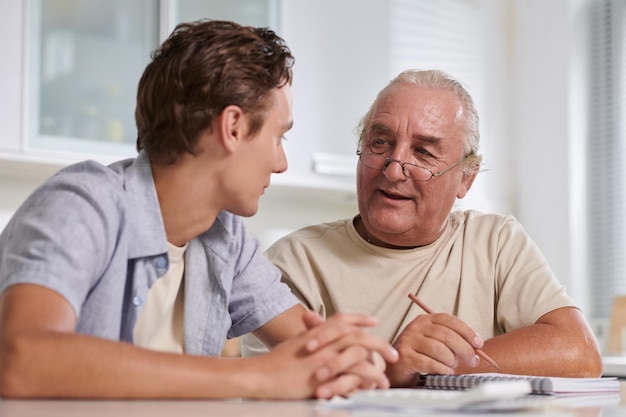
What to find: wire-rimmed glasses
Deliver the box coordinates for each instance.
[356,149,466,181]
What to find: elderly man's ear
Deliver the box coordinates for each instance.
[457,169,479,199]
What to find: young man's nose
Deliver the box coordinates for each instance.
[273,146,288,174]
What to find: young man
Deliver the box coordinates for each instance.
[0,20,397,399]
[242,69,602,386]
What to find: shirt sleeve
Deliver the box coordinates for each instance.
[0,168,123,316]
[495,216,577,332]
[224,214,298,338]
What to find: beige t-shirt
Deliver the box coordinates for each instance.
[133,242,187,353]
[242,210,576,355]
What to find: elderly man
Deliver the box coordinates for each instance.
[242,69,602,386]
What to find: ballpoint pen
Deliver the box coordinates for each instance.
[408,293,501,371]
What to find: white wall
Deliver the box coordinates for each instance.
[0,178,41,229]
[470,0,515,215]
[509,0,592,314]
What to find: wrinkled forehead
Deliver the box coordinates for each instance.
[366,84,465,141]
[375,83,463,118]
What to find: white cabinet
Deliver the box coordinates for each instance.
[0,0,360,197]
[0,0,277,159]
[25,0,158,160]
[273,0,389,193]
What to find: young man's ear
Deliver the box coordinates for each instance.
[218,105,247,153]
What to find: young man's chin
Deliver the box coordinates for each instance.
[237,204,260,218]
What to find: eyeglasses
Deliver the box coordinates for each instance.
[356,149,466,182]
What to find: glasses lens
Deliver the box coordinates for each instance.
[402,164,432,181]
[359,151,387,170]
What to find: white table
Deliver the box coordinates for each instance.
[1,383,624,417]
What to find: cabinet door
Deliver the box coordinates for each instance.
[174,0,278,30]
[23,0,279,162]
[26,0,160,160]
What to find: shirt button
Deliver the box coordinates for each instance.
[133,296,142,306]
[156,256,167,269]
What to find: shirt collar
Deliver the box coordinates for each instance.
[118,151,168,259]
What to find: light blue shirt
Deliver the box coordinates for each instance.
[0,151,297,355]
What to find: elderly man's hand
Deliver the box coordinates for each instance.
[385,312,484,387]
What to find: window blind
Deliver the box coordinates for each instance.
[588,0,626,319]
[388,0,484,113]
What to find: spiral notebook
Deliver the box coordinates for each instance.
[420,373,621,395]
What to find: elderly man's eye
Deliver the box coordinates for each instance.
[415,147,434,157]
[370,139,392,151]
